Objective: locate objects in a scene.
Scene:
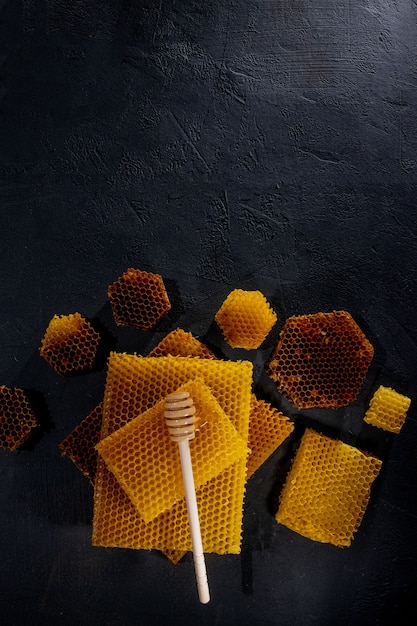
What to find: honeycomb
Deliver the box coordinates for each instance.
[148,328,216,359]
[364,385,411,434]
[246,395,294,480]
[107,268,171,330]
[215,289,278,349]
[0,385,38,450]
[92,353,253,554]
[267,310,374,409]
[40,313,101,376]
[96,378,248,522]
[59,403,103,485]
[275,429,382,547]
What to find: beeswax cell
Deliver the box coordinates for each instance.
[0,386,37,450]
[246,395,294,479]
[268,310,373,409]
[148,328,216,359]
[108,268,171,330]
[59,403,103,484]
[96,378,248,522]
[215,289,277,349]
[276,429,382,547]
[364,385,411,434]
[92,354,252,554]
[40,313,100,376]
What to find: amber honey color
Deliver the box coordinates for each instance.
[364,385,411,433]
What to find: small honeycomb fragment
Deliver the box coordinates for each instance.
[267,310,374,409]
[246,395,294,480]
[0,386,37,450]
[40,313,101,376]
[148,328,216,359]
[276,429,382,547]
[93,354,253,554]
[364,385,411,434]
[59,403,103,485]
[108,268,171,330]
[215,289,278,349]
[96,379,248,522]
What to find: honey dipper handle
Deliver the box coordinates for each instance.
[178,439,210,604]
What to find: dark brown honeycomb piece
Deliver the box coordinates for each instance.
[40,313,101,376]
[59,403,103,484]
[0,386,38,450]
[108,268,171,330]
[267,310,374,409]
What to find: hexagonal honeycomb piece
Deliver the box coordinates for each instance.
[215,289,278,349]
[108,268,171,330]
[364,385,411,434]
[267,310,374,409]
[59,403,103,484]
[0,386,38,450]
[96,378,248,522]
[148,328,216,359]
[40,313,101,376]
[275,429,382,547]
[246,395,294,479]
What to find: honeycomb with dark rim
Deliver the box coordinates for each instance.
[267,310,374,409]
[275,429,382,547]
[364,385,411,434]
[0,386,38,450]
[108,268,171,330]
[40,313,101,376]
[215,289,278,349]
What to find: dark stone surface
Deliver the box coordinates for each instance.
[1,1,417,624]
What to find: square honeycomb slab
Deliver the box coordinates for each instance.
[267,310,374,409]
[246,395,294,480]
[215,289,278,349]
[0,386,38,450]
[148,328,216,359]
[275,429,382,547]
[96,378,248,522]
[364,385,411,434]
[108,268,171,330]
[40,313,101,376]
[92,354,253,554]
[59,403,103,485]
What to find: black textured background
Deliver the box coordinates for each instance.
[1,2,417,625]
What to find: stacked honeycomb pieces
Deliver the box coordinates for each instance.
[364,385,411,434]
[267,311,374,409]
[40,313,100,376]
[276,429,382,547]
[0,386,38,450]
[108,268,171,330]
[215,289,277,349]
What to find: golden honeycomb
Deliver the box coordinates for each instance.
[40,313,101,376]
[148,328,216,359]
[246,395,294,480]
[215,289,278,349]
[92,353,253,554]
[108,268,171,330]
[267,310,374,409]
[59,403,103,485]
[96,378,248,522]
[275,429,382,547]
[0,385,38,450]
[364,385,411,434]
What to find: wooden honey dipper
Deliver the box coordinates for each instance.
[164,391,210,604]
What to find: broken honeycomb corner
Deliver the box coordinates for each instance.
[275,429,382,547]
[364,385,411,434]
[0,385,38,450]
[148,328,216,359]
[40,312,101,376]
[59,402,103,484]
[107,268,171,330]
[215,289,278,350]
[267,310,374,409]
